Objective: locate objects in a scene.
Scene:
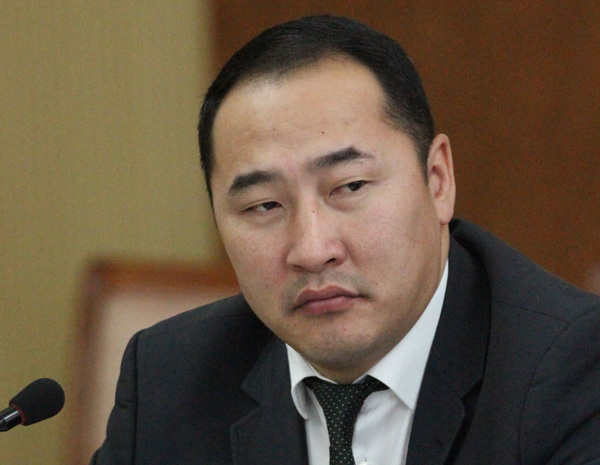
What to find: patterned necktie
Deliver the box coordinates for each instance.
[303,375,388,465]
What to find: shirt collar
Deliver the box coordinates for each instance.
[287,260,448,418]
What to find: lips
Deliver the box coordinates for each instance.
[293,285,360,314]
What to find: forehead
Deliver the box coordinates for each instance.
[213,58,388,149]
[209,58,409,199]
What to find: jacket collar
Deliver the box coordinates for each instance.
[231,336,308,465]
[407,236,491,465]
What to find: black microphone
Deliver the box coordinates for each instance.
[0,378,65,431]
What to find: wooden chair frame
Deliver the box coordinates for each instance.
[69,258,238,465]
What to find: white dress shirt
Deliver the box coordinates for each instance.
[287,261,448,465]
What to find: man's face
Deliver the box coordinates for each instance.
[211,58,455,382]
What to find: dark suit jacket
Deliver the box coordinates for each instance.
[91,219,600,465]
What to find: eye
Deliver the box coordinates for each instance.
[246,201,280,213]
[345,180,366,192]
[331,180,368,196]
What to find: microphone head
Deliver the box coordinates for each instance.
[9,378,65,426]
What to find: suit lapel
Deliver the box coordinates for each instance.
[231,337,308,465]
[407,238,491,465]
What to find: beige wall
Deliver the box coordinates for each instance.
[0,2,216,463]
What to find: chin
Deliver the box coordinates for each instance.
[302,334,380,371]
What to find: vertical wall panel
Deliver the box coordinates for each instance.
[211,1,600,289]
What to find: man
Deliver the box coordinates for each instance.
[91,15,600,465]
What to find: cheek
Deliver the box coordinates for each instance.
[348,201,412,254]
[348,193,435,277]
[220,225,287,293]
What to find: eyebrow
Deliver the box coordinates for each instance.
[309,146,374,172]
[228,169,282,196]
[226,146,373,196]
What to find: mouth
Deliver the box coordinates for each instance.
[293,285,361,315]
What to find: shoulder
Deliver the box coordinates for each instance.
[105,295,275,462]
[131,293,273,365]
[141,293,260,333]
[450,218,600,324]
[450,219,600,461]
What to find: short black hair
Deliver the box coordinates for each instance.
[198,15,434,202]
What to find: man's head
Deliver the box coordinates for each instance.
[199,15,435,202]
[200,16,455,383]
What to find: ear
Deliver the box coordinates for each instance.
[427,133,456,225]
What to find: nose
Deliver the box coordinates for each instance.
[285,204,347,274]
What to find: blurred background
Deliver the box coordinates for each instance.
[1,1,599,463]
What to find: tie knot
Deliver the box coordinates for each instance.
[304,375,388,401]
[303,375,388,448]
